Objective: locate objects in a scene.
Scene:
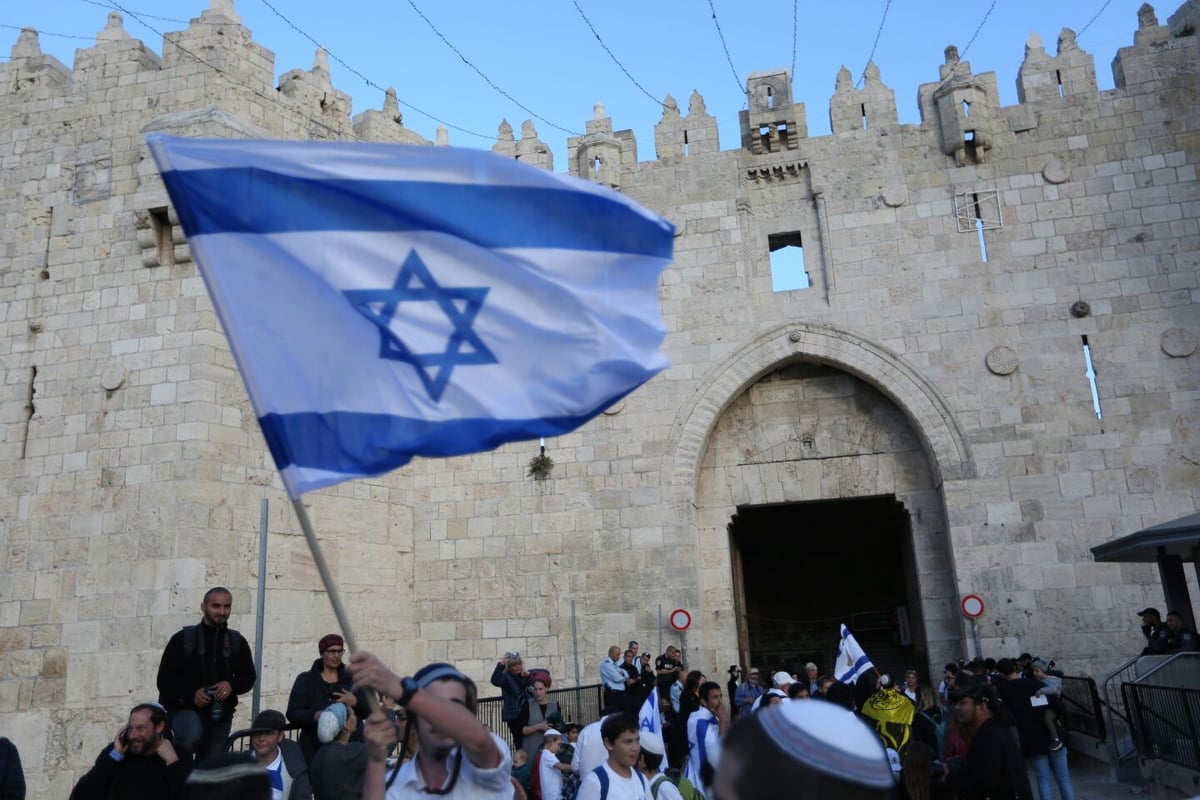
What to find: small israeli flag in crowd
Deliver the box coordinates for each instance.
[835,624,875,685]
[146,135,674,498]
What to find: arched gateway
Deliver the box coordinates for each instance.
[662,323,976,678]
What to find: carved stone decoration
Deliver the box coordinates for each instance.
[602,399,626,415]
[788,331,803,343]
[1042,159,1070,184]
[1070,301,1091,318]
[985,346,1019,375]
[1161,328,1197,358]
[73,158,112,205]
[881,183,908,208]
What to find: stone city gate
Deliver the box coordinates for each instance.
[664,323,975,677]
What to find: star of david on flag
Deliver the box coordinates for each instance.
[835,624,875,685]
[146,134,674,498]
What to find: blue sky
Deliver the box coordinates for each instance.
[5,0,1150,169]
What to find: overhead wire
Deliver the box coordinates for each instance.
[789,0,798,84]
[255,0,491,140]
[402,0,580,136]
[856,0,892,88]
[706,0,744,94]
[77,0,186,25]
[1077,0,1116,37]
[960,0,1000,57]
[570,0,662,107]
[1,22,92,41]
[103,0,359,141]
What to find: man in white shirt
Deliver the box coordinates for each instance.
[351,655,512,800]
[686,682,727,797]
[248,709,312,800]
[576,714,646,800]
[570,714,613,777]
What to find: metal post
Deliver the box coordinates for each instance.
[571,599,582,718]
[970,619,981,661]
[658,604,662,662]
[252,498,268,719]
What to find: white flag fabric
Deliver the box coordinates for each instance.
[146,135,674,498]
[836,624,875,685]
[637,687,665,772]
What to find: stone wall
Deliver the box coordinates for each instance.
[1,0,1198,793]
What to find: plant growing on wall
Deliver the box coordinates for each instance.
[528,452,554,480]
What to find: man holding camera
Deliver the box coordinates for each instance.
[157,587,257,763]
[70,702,189,800]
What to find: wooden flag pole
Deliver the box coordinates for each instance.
[292,498,382,713]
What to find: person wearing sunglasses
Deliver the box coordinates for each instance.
[288,633,369,764]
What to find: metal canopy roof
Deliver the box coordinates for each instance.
[1091,511,1200,563]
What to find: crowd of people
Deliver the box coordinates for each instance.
[7,590,1190,799]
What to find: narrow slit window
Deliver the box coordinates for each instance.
[962,100,971,117]
[768,232,810,291]
[592,156,602,178]
[149,207,173,267]
[1056,69,1064,98]
[1081,335,1103,419]
[683,129,690,156]
[767,86,775,109]
[861,103,868,130]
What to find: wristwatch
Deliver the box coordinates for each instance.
[398,676,420,707]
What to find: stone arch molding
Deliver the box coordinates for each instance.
[664,322,975,508]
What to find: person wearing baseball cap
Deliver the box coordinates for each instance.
[1138,608,1170,655]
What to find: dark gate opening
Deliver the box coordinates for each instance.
[728,495,928,681]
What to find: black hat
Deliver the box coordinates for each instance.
[249,709,287,733]
[1137,607,1161,617]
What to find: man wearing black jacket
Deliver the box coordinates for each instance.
[996,659,1073,800]
[69,702,189,800]
[944,682,1032,800]
[156,587,257,763]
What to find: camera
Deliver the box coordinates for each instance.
[204,687,226,723]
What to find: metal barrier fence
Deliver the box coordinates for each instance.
[477,684,605,751]
[1060,675,1106,742]
[1123,682,1200,773]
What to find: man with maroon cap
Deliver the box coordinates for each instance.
[288,633,369,764]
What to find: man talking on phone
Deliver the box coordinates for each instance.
[70,701,191,800]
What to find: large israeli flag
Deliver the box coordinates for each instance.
[835,624,875,685]
[146,135,673,498]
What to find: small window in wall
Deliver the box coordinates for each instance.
[150,207,174,266]
[768,232,810,291]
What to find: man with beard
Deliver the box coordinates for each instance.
[944,682,1032,800]
[70,702,189,799]
[157,587,257,762]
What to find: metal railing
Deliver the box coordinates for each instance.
[477,683,604,750]
[1123,682,1200,773]
[1060,675,1106,741]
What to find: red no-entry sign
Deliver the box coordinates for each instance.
[669,608,692,631]
[961,595,985,619]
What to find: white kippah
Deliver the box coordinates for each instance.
[317,703,348,743]
[756,700,894,790]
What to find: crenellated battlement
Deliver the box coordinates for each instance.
[3,0,1197,173]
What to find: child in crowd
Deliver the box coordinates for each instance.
[1030,658,1064,750]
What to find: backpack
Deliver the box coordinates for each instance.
[918,709,945,757]
[591,765,646,800]
[530,751,543,800]
[182,623,246,662]
[651,770,704,800]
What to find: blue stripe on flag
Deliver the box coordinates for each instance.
[159,168,674,258]
[258,404,635,475]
